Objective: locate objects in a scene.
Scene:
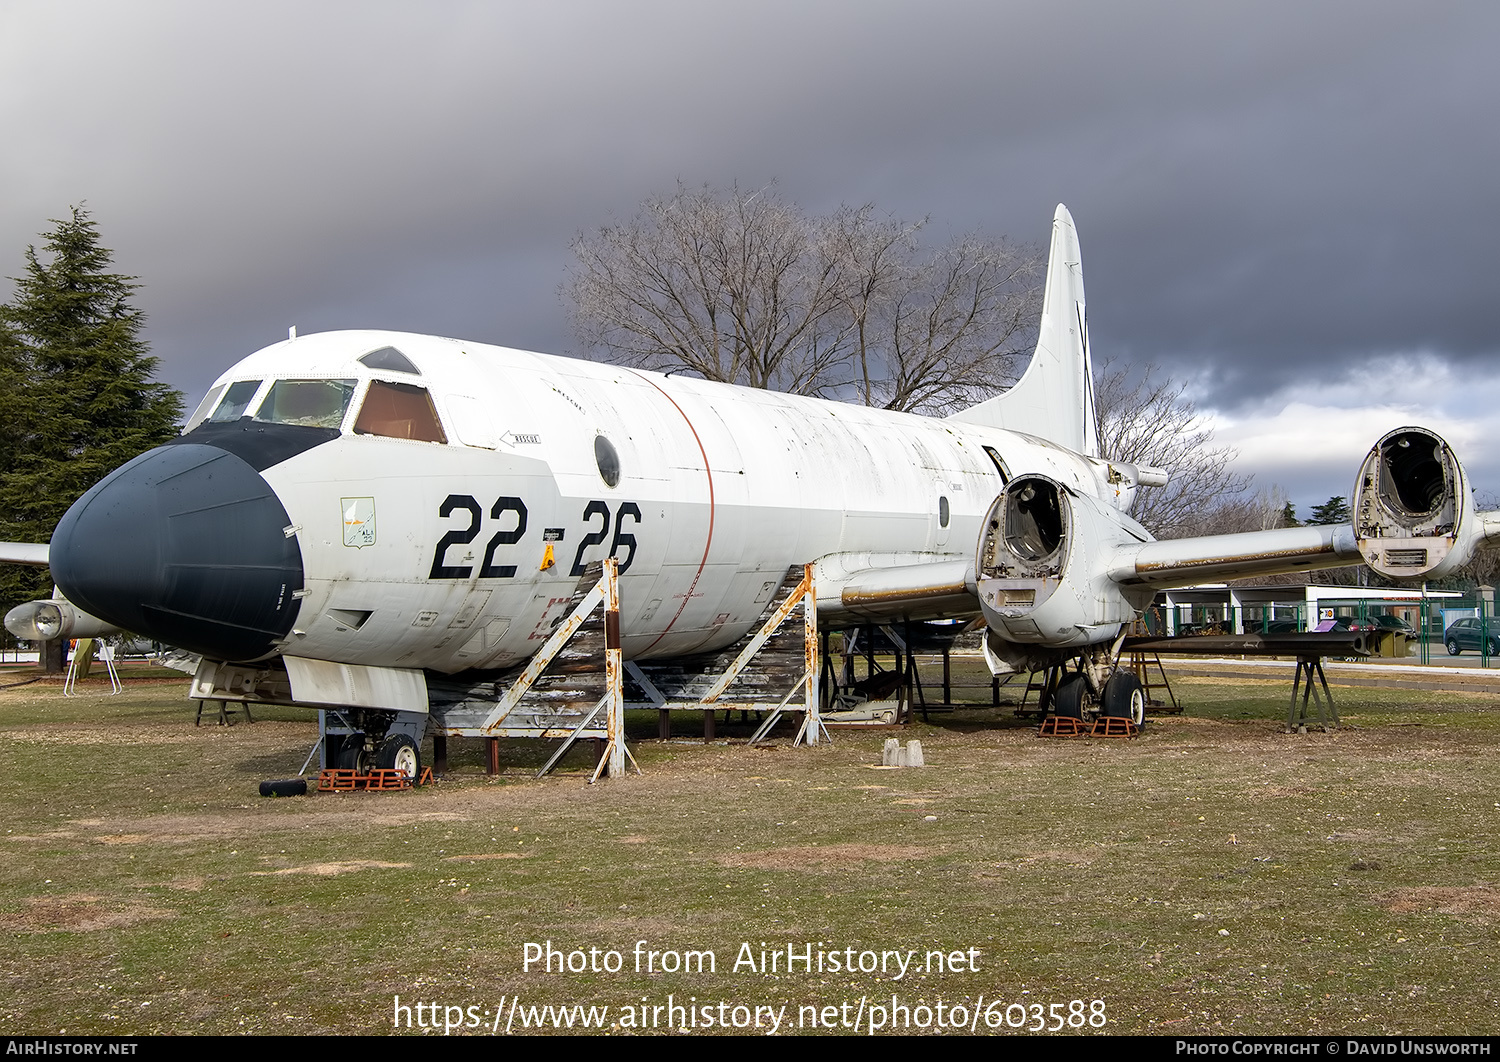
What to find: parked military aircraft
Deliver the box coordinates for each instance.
[6,205,1494,775]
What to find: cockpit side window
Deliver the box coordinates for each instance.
[209,379,264,423]
[254,379,356,429]
[359,346,420,374]
[186,383,226,430]
[353,380,448,443]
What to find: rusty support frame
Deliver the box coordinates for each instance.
[637,564,823,746]
[540,690,633,780]
[802,564,822,744]
[448,560,629,780]
[477,566,610,732]
[699,565,814,706]
[594,559,634,780]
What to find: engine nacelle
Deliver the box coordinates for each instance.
[974,475,1155,657]
[4,598,120,642]
[1352,427,1481,581]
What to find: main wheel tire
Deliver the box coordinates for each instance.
[1052,673,1087,719]
[1447,639,1461,656]
[376,734,421,780]
[1102,672,1146,727]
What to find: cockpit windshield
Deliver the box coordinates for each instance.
[208,379,263,423]
[254,379,356,429]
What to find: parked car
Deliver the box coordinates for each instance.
[1444,617,1500,655]
[1348,615,1418,638]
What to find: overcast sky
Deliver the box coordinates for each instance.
[2,0,1496,515]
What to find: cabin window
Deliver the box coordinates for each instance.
[359,346,420,375]
[254,379,356,429]
[353,380,448,443]
[209,379,264,423]
[594,435,620,487]
[186,384,226,429]
[939,496,950,528]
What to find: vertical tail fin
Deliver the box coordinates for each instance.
[948,204,1098,457]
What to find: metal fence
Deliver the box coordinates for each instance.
[1151,595,1496,667]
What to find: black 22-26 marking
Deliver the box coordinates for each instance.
[428,495,639,579]
[569,500,640,576]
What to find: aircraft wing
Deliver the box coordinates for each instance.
[1109,524,1361,588]
[0,543,49,566]
[813,553,978,624]
[814,525,1367,627]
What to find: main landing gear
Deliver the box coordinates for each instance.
[1039,652,1144,737]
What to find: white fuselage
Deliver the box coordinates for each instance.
[207,330,1117,672]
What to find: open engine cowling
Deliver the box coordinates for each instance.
[1352,427,1480,581]
[974,475,1153,659]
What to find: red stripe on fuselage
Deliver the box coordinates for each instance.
[630,371,715,654]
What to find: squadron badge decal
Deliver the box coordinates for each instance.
[342,497,376,548]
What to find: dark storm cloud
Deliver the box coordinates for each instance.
[1,0,1495,429]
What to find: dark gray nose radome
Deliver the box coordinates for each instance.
[51,443,305,662]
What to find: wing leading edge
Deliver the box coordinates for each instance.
[0,543,49,566]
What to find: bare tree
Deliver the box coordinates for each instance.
[566,182,1041,413]
[1457,491,1500,588]
[1092,359,1250,538]
[1193,485,1294,536]
[876,234,1042,413]
[567,183,845,393]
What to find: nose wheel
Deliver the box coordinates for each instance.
[377,734,421,780]
[333,735,365,770]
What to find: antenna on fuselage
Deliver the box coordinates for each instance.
[288,325,297,340]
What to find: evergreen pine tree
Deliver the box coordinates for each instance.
[1308,496,1351,525]
[0,206,183,610]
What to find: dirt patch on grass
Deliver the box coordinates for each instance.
[2,894,175,933]
[720,844,932,870]
[161,877,206,891]
[1380,885,1500,918]
[2,725,210,746]
[992,848,1099,869]
[443,852,532,861]
[367,811,470,825]
[80,815,254,843]
[253,860,413,877]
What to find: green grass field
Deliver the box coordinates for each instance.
[0,668,1496,1036]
